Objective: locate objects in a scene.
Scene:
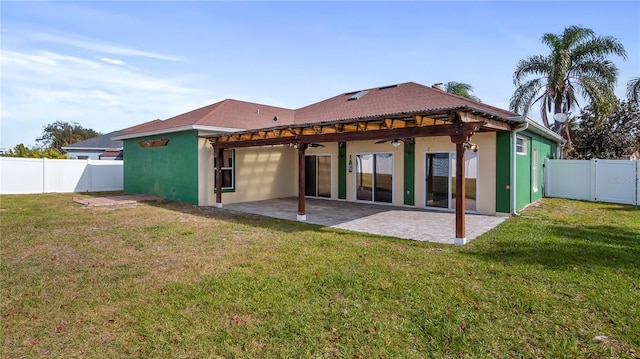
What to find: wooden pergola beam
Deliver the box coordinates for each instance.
[210,122,483,149]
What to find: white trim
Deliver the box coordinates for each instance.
[62,147,123,151]
[524,118,564,142]
[516,135,527,155]
[112,125,245,140]
[532,148,539,193]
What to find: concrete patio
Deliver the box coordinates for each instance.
[219,197,507,245]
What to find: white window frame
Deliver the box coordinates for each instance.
[214,149,235,192]
[516,136,527,155]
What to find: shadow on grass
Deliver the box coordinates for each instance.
[142,199,339,236]
[601,203,640,212]
[466,223,640,270]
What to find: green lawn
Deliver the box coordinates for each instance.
[1,193,638,358]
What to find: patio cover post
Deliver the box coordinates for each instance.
[215,147,223,208]
[451,135,467,245]
[297,143,308,221]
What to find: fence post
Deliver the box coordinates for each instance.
[637,160,639,206]
[591,159,598,202]
[543,158,549,197]
[42,158,47,193]
[87,159,92,192]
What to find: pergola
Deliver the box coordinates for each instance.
[207,106,516,243]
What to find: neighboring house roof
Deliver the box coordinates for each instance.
[62,130,124,150]
[99,149,123,160]
[115,81,523,140]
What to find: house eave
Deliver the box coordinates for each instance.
[62,146,123,151]
[523,118,564,142]
[112,125,245,140]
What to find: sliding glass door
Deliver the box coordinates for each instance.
[305,155,331,198]
[425,152,478,211]
[356,153,393,203]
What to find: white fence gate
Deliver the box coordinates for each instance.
[544,159,639,205]
[0,157,123,194]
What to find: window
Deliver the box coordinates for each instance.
[516,136,527,155]
[532,148,539,192]
[77,156,89,160]
[214,149,235,191]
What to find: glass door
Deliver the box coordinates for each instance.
[305,155,331,198]
[425,152,478,211]
[425,153,451,208]
[356,153,393,203]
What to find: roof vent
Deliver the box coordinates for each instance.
[347,90,369,101]
[378,84,398,90]
[256,109,260,114]
[432,83,444,91]
[273,116,279,122]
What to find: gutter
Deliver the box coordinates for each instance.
[511,121,529,216]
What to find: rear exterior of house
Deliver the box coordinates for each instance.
[115,82,561,217]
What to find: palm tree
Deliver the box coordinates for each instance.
[627,77,640,105]
[444,81,481,102]
[510,26,627,142]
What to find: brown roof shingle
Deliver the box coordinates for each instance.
[121,99,295,136]
[294,82,519,124]
[121,82,520,137]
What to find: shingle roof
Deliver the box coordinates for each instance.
[120,82,521,138]
[119,99,295,137]
[63,130,124,149]
[295,82,519,124]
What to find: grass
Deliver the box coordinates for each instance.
[1,193,638,358]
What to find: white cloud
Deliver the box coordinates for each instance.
[0,49,212,147]
[97,57,126,66]
[33,33,184,62]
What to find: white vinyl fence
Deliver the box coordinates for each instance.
[545,159,639,205]
[0,157,123,194]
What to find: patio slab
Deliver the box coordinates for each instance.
[73,195,164,207]
[219,197,507,245]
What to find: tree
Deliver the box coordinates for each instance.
[444,81,481,102]
[571,100,640,159]
[510,26,627,149]
[627,77,640,105]
[4,144,67,159]
[36,121,101,153]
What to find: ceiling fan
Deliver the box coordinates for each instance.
[374,138,415,147]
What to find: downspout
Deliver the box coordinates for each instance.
[511,121,529,216]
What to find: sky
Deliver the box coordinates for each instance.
[1,1,639,149]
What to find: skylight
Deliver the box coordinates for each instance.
[378,84,398,90]
[347,90,369,101]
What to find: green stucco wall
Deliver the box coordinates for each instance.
[496,130,557,212]
[495,131,511,213]
[515,138,532,210]
[123,131,198,204]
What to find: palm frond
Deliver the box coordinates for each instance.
[627,77,640,105]
[510,78,545,115]
[512,55,550,85]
